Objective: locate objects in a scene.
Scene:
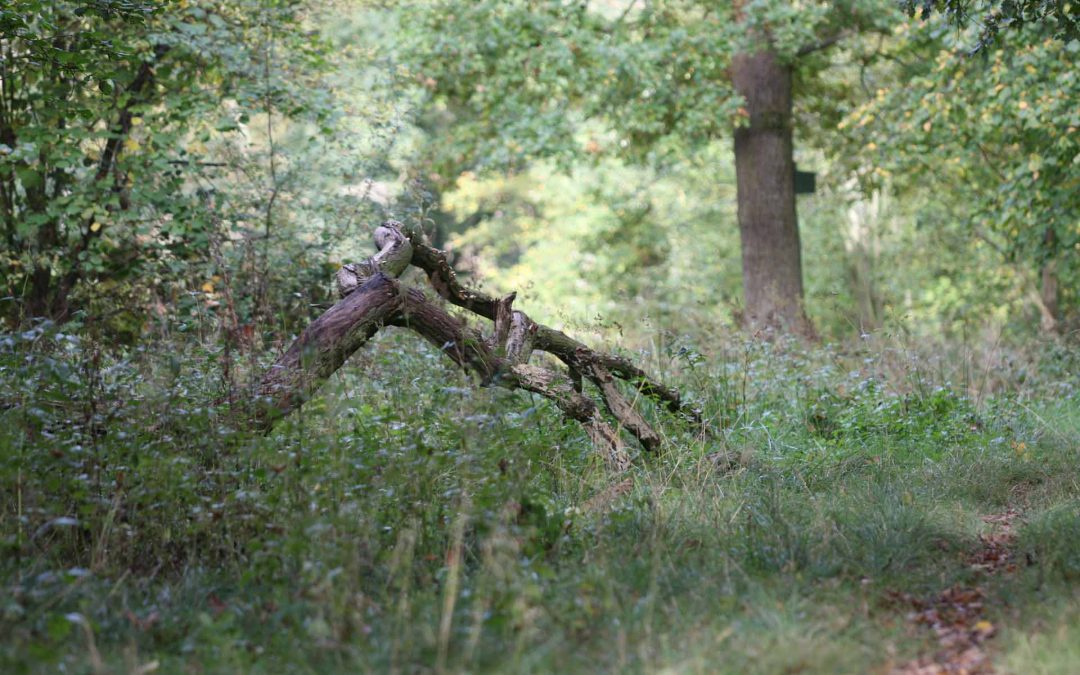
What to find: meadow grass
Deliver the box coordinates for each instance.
[2,324,1078,673]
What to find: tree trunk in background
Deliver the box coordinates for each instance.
[1039,261,1058,334]
[1038,227,1059,334]
[845,190,883,333]
[731,50,814,337]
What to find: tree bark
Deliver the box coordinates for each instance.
[254,272,403,427]
[731,49,814,337]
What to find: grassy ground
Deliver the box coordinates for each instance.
[2,323,1079,673]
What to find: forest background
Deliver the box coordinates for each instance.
[1,0,1079,672]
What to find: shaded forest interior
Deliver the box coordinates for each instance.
[1,1,1079,673]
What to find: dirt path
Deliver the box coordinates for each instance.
[888,509,1021,674]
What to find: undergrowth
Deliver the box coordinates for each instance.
[1,321,1078,673]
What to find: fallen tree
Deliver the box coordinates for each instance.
[254,221,704,472]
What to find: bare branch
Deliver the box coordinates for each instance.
[252,221,705,472]
[508,364,631,472]
[578,357,662,453]
[404,229,705,430]
[390,288,630,471]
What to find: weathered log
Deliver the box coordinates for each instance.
[255,273,401,429]
[255,222,413,429]
[489,292,516,354]
[254,220,700,472]
[505,311,536,365]
[335,221,413,297]
[578,358,662,453]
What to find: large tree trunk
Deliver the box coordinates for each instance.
[731,50,814,337]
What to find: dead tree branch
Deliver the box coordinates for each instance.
[254,221,704,472]
[404,229,704,429]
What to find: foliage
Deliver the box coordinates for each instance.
[395,0,1078,338]
[440,147,742,330]
[835,23,1080,325]
[0,0,356,332]
[3,1,1080,671]
[403,0,899,172]
[902,0,1080,50]
[2,318,1079,671]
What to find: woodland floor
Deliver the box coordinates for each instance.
[2,328,1080,673]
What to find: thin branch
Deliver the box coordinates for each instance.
[796,29,853,58]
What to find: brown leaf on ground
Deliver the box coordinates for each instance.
[890,585,994,674]
[888,510,1022,674]
[968,510,1021,575]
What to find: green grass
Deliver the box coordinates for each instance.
[1,325,1078,673]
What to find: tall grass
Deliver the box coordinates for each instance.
[2,319,1078,672]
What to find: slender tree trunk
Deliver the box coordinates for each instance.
[1039,261,1058,333]
[845,190,882,333]
[24,170,62,320]
[731,50,814,337]
[1039,227,1059,334]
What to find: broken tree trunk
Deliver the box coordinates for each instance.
[254,221,704,472]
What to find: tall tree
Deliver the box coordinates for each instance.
[731,0,808,334]
[731,48,809,334]
[403,0,895,336]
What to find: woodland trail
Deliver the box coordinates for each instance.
[888,510,1022,674]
